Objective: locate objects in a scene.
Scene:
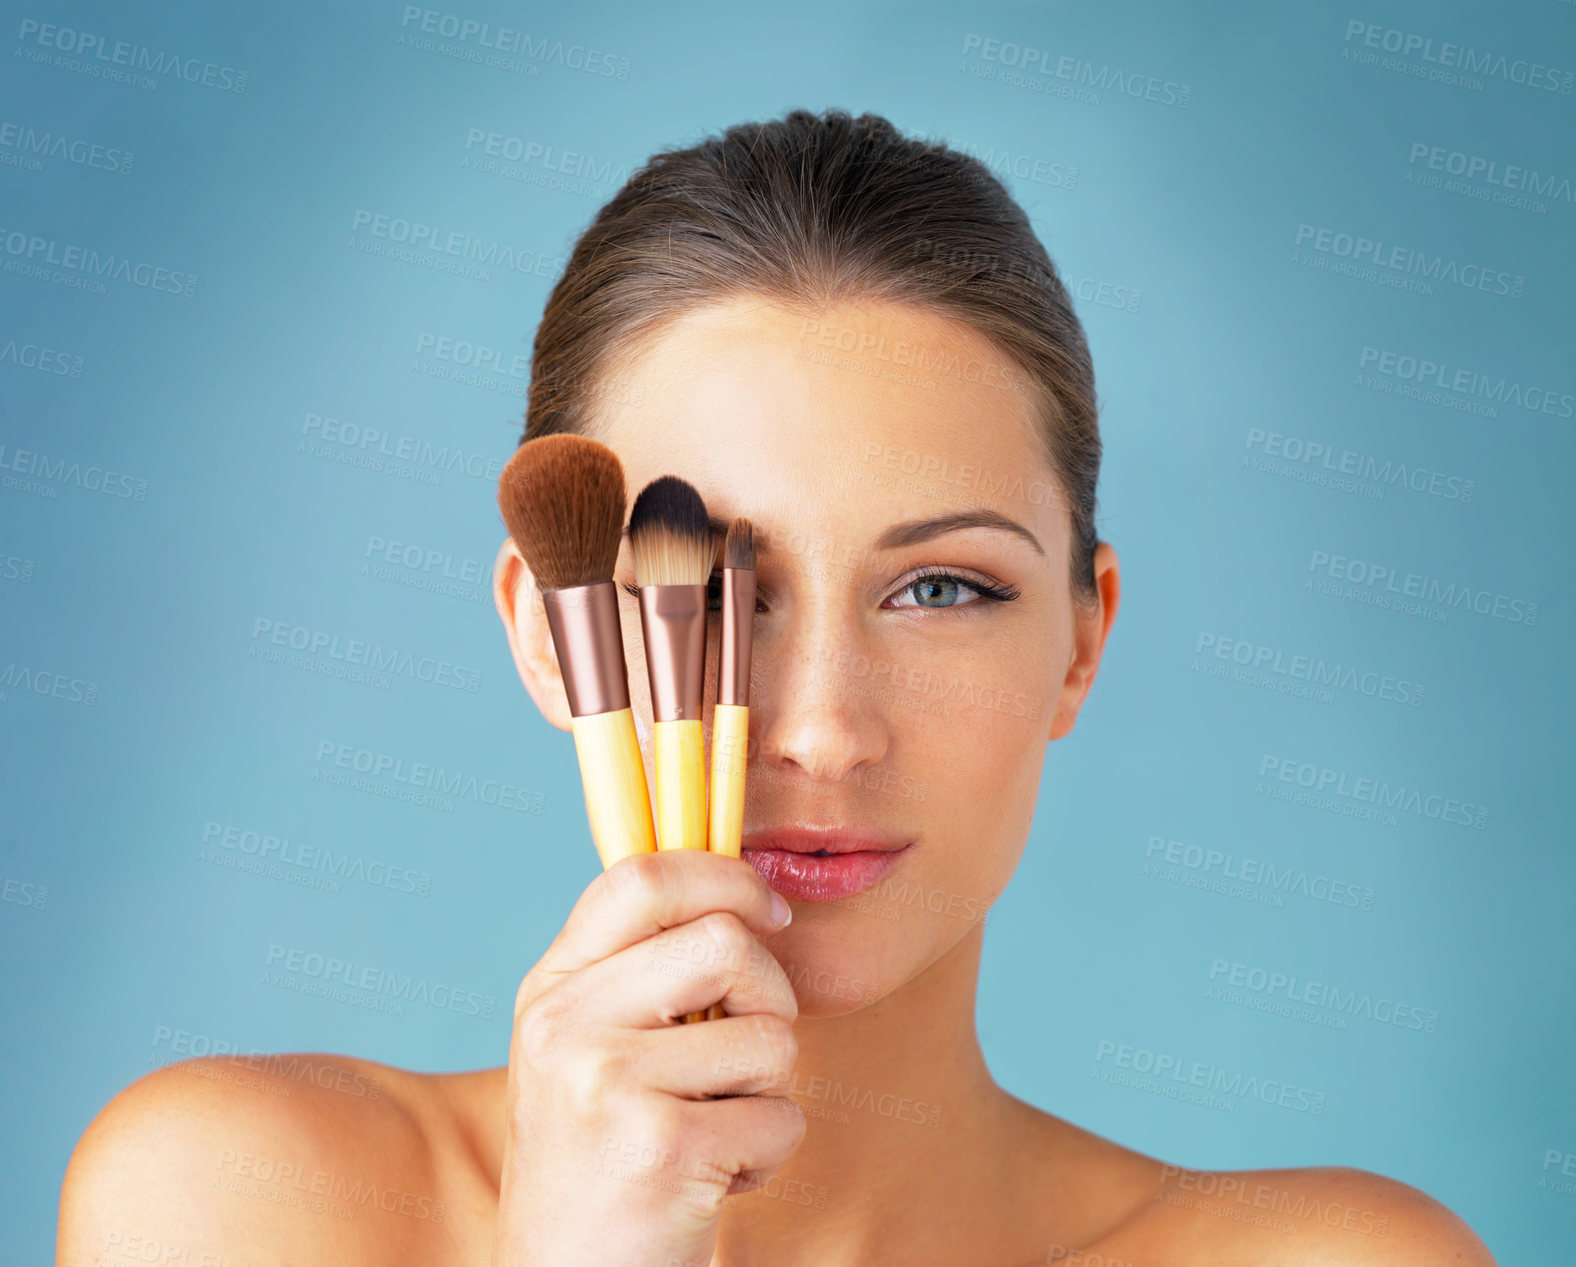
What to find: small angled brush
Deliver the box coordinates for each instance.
[497,435,657,870]
[708,518,755,859]
[705,517,756,1022]
[630,476,713,1026]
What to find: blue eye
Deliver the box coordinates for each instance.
[888,570,1020,610]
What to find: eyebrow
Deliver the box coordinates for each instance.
[874,508,1045,557]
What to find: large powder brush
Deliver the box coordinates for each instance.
[497,435,657,869]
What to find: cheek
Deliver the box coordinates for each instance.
[912,706,1043,873]
[913,700,1043,798]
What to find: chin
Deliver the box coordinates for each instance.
[761,907,940,1019]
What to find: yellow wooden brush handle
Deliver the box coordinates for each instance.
[570,709,657,869]
[706,704,750,1021]
[652,717,707,1022]
[708,704,749,858]
[653,718,707,852]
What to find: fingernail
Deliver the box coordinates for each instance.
[769,890,793,928]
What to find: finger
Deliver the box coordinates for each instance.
[540,849,792,978]
[672,1094,807,1194]
[552,909,797,1030]
[632,1012,799,1100]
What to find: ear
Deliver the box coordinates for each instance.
[1048,540,1120,742]
[493,536,574,734]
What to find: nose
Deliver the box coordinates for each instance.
[749,601,891,785]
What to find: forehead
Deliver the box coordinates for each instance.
[590,294,1066,556]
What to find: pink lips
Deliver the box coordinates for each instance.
[740,828,913,903]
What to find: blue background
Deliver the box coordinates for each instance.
[3,0,1572,1261]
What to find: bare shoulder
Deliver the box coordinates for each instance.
[1121,1159,1498,1266]
[57,1051,468,1267]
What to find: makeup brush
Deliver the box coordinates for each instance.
[630,476,713,1025]
[497,435,657,870]
[705,517,756,1022]
[708,518,755,859]
[628,476,713,855]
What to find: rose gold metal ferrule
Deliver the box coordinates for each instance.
[541,582,630,718]
[719,567,755,707]
[637,584,707,722]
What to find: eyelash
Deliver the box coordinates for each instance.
[617,568,1020,613]
[885,566,1020,614]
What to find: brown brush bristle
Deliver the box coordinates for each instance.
[497,435,625,591]
[724,517,755,571]
[629,475,713,588]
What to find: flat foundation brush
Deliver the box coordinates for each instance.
[630,475,714,1025]
[629,476,713,854]
[497,435,657,870]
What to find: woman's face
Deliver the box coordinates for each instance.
[552,294,1112,1017]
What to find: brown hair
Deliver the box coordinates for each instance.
[521,107,1103,607]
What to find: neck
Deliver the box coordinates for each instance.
[712,921,1029,1267]
[465,923,1059,1266]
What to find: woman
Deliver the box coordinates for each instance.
[58,108,1495,1267]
